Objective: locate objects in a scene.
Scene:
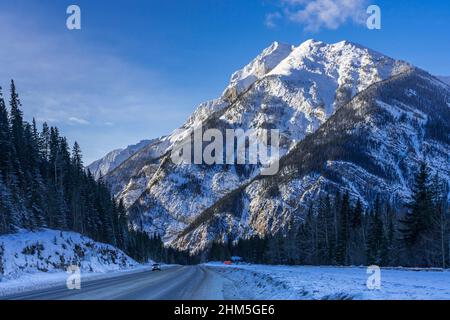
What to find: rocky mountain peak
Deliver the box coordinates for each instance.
[91,40,447,254]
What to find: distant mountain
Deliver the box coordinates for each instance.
[94,39,449,253]
[87,139,154,179]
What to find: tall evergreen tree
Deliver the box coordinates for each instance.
[398,162,441,266]
[0,87,11,179]
[348,198,365,265]
[366,196,388,266]
[335,192,350,265]
[399,162,433,246]
[9,80,24,157]
[316,195,334,264]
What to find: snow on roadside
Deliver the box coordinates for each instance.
[208,265,298,300]
[206,263,450,300]
[0,229,147,297]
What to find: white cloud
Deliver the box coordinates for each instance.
[268,0,368,32]
[265,12,282,28]
[69,117,90,125]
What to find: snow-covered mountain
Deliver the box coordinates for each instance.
[87,139,154,180]
[173,69,450,252]
[98,39,449,253]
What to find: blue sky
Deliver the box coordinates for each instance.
[0,0,449,164]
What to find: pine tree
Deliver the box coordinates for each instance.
[9,80,24,159]
[40,122,50,161]
[116,199,128,249]
[348,198,365,265]
[8,80,25,188]
[385,202,398,266]
[71,142,83,170]
[366,196,388,266]
[335,192,350,265]
[399,162,433,246]
[352,199,363,229]
[0,87,13,181]
[69,141,84,233]
[316,196,331,264]
[429,175,449,268]
[295,208,316,265]
[0,180,14,234]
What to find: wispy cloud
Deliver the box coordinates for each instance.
[267,0,368,32]
[0,14,155,126]
[265,12,282,28]
[69,117,90,125]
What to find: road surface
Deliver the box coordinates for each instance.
[1,266,228,300]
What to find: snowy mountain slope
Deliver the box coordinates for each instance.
[103,41,296,208]
[87,139,154,180]
[222,41,294,102]
[104,137,173,208]
[173,69,450,252]
[105,40,411,247]
[0,229,137,282]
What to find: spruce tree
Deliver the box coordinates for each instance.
[335,192,350,265]
[316,196,332,264]
[366,196,388,266]
[399,162,433,246]
[0,180,13,234]
[9,80,24,160]
[348,198,365,265]
[0,87,12,180]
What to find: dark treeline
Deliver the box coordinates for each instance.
[0,80,193,264]
[210,163,450,268]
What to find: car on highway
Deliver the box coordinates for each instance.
[152,263,162,271]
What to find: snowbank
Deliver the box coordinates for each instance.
[206,263,450,300]
[0,229,139,295]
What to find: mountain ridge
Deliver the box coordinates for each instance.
[87,139,154,179]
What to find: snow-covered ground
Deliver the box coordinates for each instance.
[0,229,145,297]
[206,263,450,300]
